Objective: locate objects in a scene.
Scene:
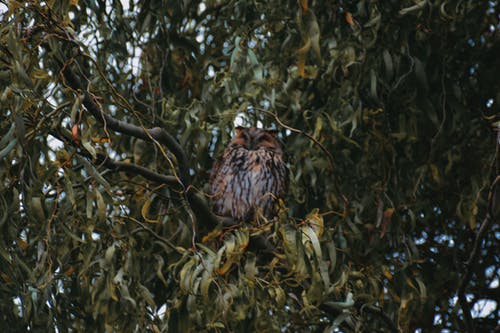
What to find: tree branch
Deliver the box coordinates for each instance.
[457,126,500,333]
[361,304,399,333]
[61,65,191,187]
[57,60,276,253]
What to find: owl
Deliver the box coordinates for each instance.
[210,126,288,222]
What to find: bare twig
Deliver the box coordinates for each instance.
[257,108,335,171]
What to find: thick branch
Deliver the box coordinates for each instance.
[61,65,191,187]
[57,56,276,253]
[97,156,180,188]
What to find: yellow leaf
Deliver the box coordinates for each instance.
[305,208,324,238]
[32,68,49,79]
[91,137,111,144]
[384,268,393,280]
[216,259,233,275]
[202,228,222,243]
[141,197,159,223]
[69,0,78,5]
[297,38,310,78]
[429,163,440,183]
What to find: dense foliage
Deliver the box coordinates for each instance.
[0,0,498,332]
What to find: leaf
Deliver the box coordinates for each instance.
[31,197,46,221]
[95,190,106,223]
[301,226,322,262]
[297,38,310,78]
[202,227,222,243]
[380,208,394,239]
[70,95,82,124]
[429,163,441,184]
[179,258,196,292]
[71,124,79,145]
[345,12,354,26]
[15,61,33,88]
[414,57,428,92]
[7,27,20,60]
[200,264,214,300]
[305,208,324,238]
[370,69,378,100]
[77,155,111,191]
[104,243,116,265]
[383,49,394,80]
[324,292,355,310]
[0,138,17,159]
[0,123,16,148]
[141,196,159,223]
[138,284,156,308]
[82,139,96,159]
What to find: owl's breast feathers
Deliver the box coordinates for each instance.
[210,146,288,221]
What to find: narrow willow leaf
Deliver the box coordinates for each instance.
[141,197,159,223]
[64,173,76,206]
[104,243,116,265]
[0,138,17,159]
[274,286,286,308]
[30,197,45,221]
[95,190,106,223]
[15,61,33,88]
[383,49,394,80]
[82,139,97,159]
[77,155,111,191]
[70,95,82,124]
[415,277,427,300]
[301,226,322,260]
[324,292,354,310]
[200,268,213,301]
[138,283,156,308]
[153,254,168,286]
[179,258,196,291]
[85,189,93,219]
[326,241,337,274]
[0,123,15,148]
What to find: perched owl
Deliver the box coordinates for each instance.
[210,126,288,222]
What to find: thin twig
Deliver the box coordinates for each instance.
[257,108,335,171]
[457,127,500,333]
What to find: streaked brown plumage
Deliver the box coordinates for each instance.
[210,126,288,222]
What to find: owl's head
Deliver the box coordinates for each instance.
[231,126,282,154]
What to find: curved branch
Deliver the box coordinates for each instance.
[56,53,277,253]
[60,65,191,187]
[95,155,180,188]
